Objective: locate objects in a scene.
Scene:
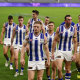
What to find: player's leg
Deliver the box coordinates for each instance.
[20,49,25,76]
[56,59,63,80]
[37,70,44,80]
[3,45,9,67]
[45,60,51,80]
[14,48,19,77]
[9,46,14,70]
[28,70,35,80]
[51,60,57,80]
[75,47,80,79]
[65,61,71,80]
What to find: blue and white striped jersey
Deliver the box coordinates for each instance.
[28,33,45,61]
[58,25,75,51]
[5,22,15,39]
[30,18,41,33]
[76,23,80,43]
[43,23,48,33]
[15,24,26,46]
[45,32,55,52]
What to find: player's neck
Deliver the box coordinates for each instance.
[9,23,13,25]
[65,24,71,29]
[44,22,48,26]
[19,24,23,27]
[33,18,38,21]
[34,32,40,37]
[48,30,54,35]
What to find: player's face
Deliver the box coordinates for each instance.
[48,23,54,31]
[18,18,24,25]
[65,17,72,25]
[32,13,38,19]
[33,24,41,33]
[45,18,49,24]
[8,19,13,25]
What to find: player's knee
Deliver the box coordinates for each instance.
[37,76,42,80]
[58,66,62,72]
[14,57,18,61]
[52,66,56,71]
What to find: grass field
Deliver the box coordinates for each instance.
[0,7,80,80]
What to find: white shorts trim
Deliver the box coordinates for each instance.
[55,50,73,61]
[28,61,45,70]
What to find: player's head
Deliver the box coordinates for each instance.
[45,16,50,24]
[64,15,72,25]
[32,10,39,19]
[33,21,42,33]
[8,15,13,25]
[78,15,80,22]
[18,16,24,25]
[48,21,55,31]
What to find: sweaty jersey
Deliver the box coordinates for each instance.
[5,22,15,40]
[15,24,26,46]
[30,18,41,33]
[76,23,80,44]
[45,32,55,52]
[28,33,45,61]
[58,25,75,51]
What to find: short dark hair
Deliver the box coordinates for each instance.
[18,16,24,19]
[34,21,42,25]
[65,15,71,20]
[48,21,54,24]
[8,15,13,20]
[32,10,39,15]
[45,16,49,18]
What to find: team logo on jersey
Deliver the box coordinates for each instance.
[40,39,44,44]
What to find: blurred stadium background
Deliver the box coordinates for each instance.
[0,0,80,80]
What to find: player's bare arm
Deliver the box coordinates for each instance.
[52,27,60,55]
[11,26,16,45]
[20,35,29,65]
[0,23,6,44]
[43,35,50,67]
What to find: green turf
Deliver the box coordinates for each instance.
[0,7,79,80]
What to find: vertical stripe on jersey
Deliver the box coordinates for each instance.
[68,36,72,51]
[49,38,52,52]
[59,26,63,50]
[68,27,73,51]
[63,32,68,51]
[40,33,44,60]
[15,26,18,44]
[8,26,11,38]
[20,30,22,45]
[35,40,39,61]
[29,33,33,61]
[5,28,7,38]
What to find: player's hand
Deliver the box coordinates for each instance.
[51,53,54,60]
[72,53,77,61]
[46,60,50,68]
